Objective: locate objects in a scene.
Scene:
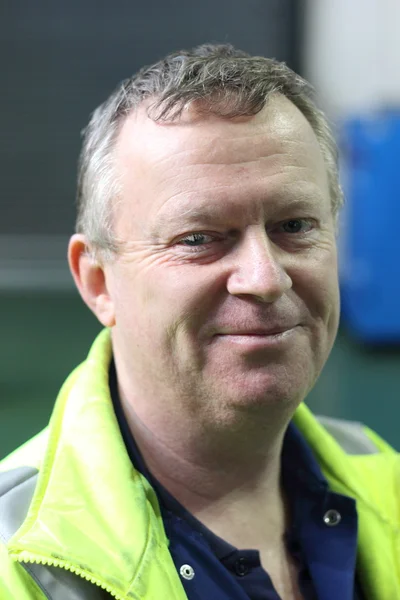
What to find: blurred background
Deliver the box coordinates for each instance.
[1,0,399,457]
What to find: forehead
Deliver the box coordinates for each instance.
[113,95,330,231]
[117,94,323,162]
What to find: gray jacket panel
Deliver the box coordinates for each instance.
[317,415,379,455]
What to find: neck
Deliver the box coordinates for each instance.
[118,382,291,542]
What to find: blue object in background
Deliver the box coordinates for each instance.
[339,112,400,343]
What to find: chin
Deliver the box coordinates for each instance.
[215,372,307,412]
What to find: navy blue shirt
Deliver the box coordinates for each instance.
[109,361,364,600]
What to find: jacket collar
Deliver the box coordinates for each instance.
[8,329,187,599]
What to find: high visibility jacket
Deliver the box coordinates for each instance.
[0,329,399,599]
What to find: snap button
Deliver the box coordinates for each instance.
[234,557,250,577]
[323,509,341,526]
[180,564,195,580]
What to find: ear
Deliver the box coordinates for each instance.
[68,234,116,327]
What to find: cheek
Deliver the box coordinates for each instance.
[291,258,340,372]
[293,250,340,324]
[145,266,229,347]
[112,263,204,336]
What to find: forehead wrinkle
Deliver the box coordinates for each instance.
[153,152,317,203]
[151,140,312,178]
[154,160,323,208]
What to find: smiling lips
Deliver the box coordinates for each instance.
[212,327,298,350]
[215,325,298,336]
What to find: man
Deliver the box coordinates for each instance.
[0,44,398,600]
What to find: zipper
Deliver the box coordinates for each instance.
[11,550,126,600]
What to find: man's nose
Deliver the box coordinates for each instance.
[226,231,292,303]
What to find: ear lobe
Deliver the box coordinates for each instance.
[68,234,116,327]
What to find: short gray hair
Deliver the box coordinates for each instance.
[76,43,343,261]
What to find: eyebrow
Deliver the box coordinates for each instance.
[150,194,324,237]
[150,206,225,237]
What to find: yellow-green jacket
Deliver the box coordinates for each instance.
[0,330,399,599]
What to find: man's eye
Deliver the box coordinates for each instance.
[179,233,214,246]
[278,219,314,234]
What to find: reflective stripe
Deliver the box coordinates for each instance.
[0,466,38,543]
[22,563,111,600]
[0,467,109,600]
[317,416,379,455]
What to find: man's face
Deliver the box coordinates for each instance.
[105,95,340,424]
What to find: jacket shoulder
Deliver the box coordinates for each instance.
[315,415,395,455]
[0,428,49,473]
